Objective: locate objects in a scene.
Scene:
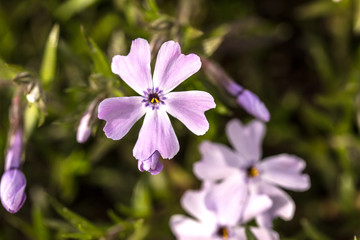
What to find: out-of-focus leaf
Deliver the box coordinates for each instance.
[58,232,93,239]
[183,25,203,48]
[0,58,24,81]
[131,177,152,218]
[144,0,161,21]
[40,24,60,90]
[31,188,50,240]
[32,206,50,240]
[295,1,335,20]
[54,0,99,21]
[339,173,356,213]
[245,226,258,240]
[306,35,336,85]
[203,24,230,57]
[127,219,149,240]
[81,27,113,78]
[107,210,124,224]
[48,196,103,238]
[52,151,90,201]
[301,219,332,240]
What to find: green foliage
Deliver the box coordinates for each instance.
[1,0,360,239]
[48,196,104,238]
[40,24,60,90]
[245,225,258,240]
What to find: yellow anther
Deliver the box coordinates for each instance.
[151,97,159,104]
[247,166,259,178]
[222,228,229,239]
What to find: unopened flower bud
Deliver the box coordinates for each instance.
[202,58,270,122]
[77,99,100,143]
[5,128,23,171]
[77,112,92,143]
[0,169,27,213]
[138,151,163,175]
[237,90,270,122]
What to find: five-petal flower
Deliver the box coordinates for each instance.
[98,38,215,162]
[193,119,310,227]
[170,178,278,240]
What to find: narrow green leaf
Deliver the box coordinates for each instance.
[58,232,93,239]
[203,24,230,57]
[32,206,50,240]
[81,27,112,78]
[54,0,99,21]
[40,24,60,90]
[48,196,103,238]
[245,225,258,240]
[301,219,332,240]
[127,219,149,240]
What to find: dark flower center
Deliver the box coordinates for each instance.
[148,93,160,104]
[216,226,229,239]
[142,88,166,110]
[246,166,259,178]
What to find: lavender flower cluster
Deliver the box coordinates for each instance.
[170,119,310,239]
[1,38,310,240]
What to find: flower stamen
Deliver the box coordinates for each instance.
[247,166,259,178]
[216,226,229,240]
[143,88,166,110]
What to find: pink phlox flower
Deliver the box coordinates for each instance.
[98,38,216,162]
[193,119,310,227]
[170,178,278,240]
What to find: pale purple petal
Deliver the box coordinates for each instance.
[249,227,280,240]
[242,193,272,223]
[170,215,215,240]
[5,128,23,171]
[111,38,152,95]
[98,97,146,140]
[138,151,163,175]
[260,154,306,172]
[226,119,265,162]
[133,109,179,160]
[259,154,310,191]
[255,183,295,228]
[237,89,270,122]
[0,169,26,213]
[76,112,92,143]
[193,141,243,181]
[205,177,247,226]
[153,41,201,93]
[165,91,215,135]
[181,188,217,224]
[234,227,279,240]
